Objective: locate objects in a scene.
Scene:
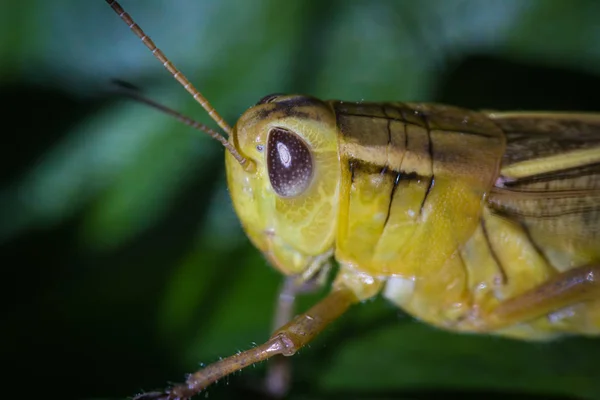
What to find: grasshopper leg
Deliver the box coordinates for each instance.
[264,275,324,398]
[469,264,600,331]
[139,287,357,400]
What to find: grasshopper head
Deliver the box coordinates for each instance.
[226,95,341,275]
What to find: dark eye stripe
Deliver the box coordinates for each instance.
[256,93,283,105]
[267,128,313,197]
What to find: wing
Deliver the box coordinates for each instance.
[486,112,600,270]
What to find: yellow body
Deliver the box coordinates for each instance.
[226,95,600,340]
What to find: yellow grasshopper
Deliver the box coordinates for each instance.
[106,1,600,399]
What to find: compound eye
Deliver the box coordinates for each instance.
[266,128,313,197]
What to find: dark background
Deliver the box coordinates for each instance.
[1,1,600,399]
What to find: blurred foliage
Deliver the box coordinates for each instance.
[1,0,600,399]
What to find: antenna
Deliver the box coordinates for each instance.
[105,0,251,169]
[112,80,248,166]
